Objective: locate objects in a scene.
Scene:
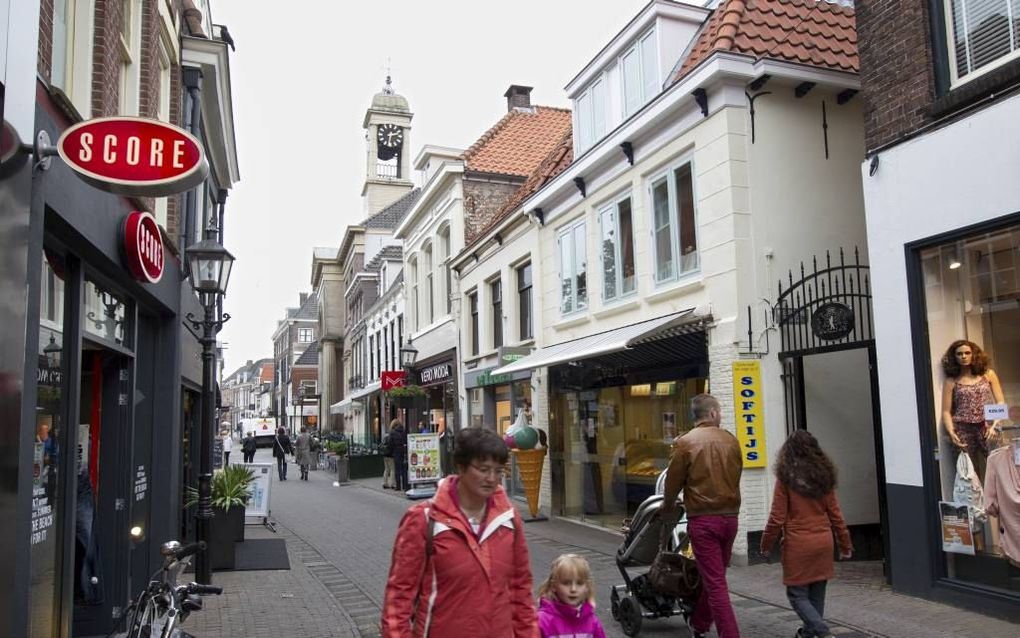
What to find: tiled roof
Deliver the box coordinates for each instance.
[295,343,319,367]
[364,188,422,229]
[462,106,572,177]
[671,0,857,84]
[293,291,318,320]
[365,245,403,272]
[259,362,274,384]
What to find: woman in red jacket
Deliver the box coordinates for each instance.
[381,427,538,638]
[760,431,852,638]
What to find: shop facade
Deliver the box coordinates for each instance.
[862,93,1020,617]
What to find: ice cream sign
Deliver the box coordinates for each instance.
[732,360,767,468]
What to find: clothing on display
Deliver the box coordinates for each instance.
[953,452,986,530]
[983,439,1020,565]
[952,377,994,482]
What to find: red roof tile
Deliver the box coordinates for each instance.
[462,106,572,177]
[672,0,857,84]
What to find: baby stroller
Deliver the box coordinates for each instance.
[610,493,698,636]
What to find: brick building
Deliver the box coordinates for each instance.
[272,291,318,434]
[857,0,1020,619]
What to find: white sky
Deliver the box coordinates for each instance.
[214,0,656,373]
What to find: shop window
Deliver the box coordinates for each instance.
[650,159,699,284]
[557,219,588,315]
[919,221,1020,590]
[517,262,533,341]
[469,292,479,356]
[945,0,1020,88]
[83,277,128,347]
[599,195,636,301]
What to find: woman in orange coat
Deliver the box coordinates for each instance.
[760,431,852,638]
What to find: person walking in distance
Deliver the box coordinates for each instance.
[380,426,396,489]
[760,431,852,638]
[381,428,538,637]
[221,430,233,466]
[295,426,313,481]
[273,427,294,481]
[241,431,257,463]
[662,393,743,638]
[389,417,408,492]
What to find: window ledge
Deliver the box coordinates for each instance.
[932,57,1020,120]
[463,349,498,366]
[592,297,641,320]
[553,314,591,331]
[646,276,704,303]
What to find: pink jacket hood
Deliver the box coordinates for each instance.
[537,598,606,638]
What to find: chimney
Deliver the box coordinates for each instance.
[504,85,533,112]
[299,292,309,306]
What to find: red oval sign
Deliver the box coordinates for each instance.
[57,117,208,197]
[123,211,164,283]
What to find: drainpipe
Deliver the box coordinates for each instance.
[181,67,203,268]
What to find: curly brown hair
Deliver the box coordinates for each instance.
[774,430,837,499]
[941,340,989,377]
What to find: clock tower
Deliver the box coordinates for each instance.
[362,75,414,218]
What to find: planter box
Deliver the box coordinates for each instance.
[349,454,384,479]
[210,506,243,570]
[337,456,350,483]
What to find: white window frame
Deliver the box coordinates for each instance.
[298,328,313,343]
[574,75,608,154]
[621,29,658,118]
[408,256,418,333]
[119,0,142,116]
[648,155,700,286]
[945,0,1020,88]
[557,218,588,316]
[598,192,637,302]
[53,0,96,118]
[422,242,434,325]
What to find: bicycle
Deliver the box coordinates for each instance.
[110,540,222,638]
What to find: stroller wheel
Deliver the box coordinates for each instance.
[619,595,642,637]
[610,587,621,621]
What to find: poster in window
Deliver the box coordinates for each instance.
[939,501,976,555]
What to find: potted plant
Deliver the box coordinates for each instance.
[186,464,254,569]
[327,439,350,483]
[386,384,426,408]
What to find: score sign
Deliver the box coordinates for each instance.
[732,360,767,468]
[122,211,164,283]
[57,117,207,197]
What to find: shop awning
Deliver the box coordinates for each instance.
[348,381,381,401]
[329,397,352,415]
[491,308,704,375]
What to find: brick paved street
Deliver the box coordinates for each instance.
[185,449,1018,637]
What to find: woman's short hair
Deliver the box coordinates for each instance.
[453,427,508,469]
[941,339,990,377]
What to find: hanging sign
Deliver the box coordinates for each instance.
[122,211,164,283]
[732,360,767,468]
[381,370,407,391]
[57,117,207,197]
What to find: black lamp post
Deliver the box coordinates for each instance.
[183,229,234,584]
[399,337,418,372]
[44,334,62,369]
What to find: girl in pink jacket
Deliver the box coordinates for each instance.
[537,554,607,638]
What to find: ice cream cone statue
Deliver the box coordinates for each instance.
[507,409,545,519]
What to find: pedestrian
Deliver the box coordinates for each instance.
[389,417,408,492]
[273,427,294,481]
[295,426,313,481]
[221,430,232,466]
[380,428,395,489]
[381,427,538,637]
[536,554,606,638]
[662,393,743,638]
[241,431,257,463]
[759,431,852,638]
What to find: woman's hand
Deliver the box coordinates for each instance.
[948,429,964,448]
[986,421,1003,442]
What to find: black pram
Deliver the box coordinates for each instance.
[610,494,698,636]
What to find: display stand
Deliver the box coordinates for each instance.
[242,463,277,532]
[405,433,441,499]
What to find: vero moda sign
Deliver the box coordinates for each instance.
[57,117,208,197]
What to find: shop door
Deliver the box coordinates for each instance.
[777,249,889,569]
[72,345,132,636]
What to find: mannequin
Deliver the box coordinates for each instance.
[940,339,1005,482]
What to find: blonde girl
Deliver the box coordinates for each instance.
[537,554,606,638]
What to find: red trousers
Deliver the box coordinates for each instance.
[689,514,741,638]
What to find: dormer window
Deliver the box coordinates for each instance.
[623,29,658,117]
[575,76,608,153]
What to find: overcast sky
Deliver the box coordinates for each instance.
[214,0,656,373]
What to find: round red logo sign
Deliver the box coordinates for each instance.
[123,211,164,283]
[57,117,208,197]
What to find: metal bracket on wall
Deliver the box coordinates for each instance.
[692,88,709,116]
[573,176,586,198]
[745,91,772,144]
[794,82,815,98]
[738,303,773,358]
[620,141,634,165]
[837,89,858,105]
[822,101,830,160]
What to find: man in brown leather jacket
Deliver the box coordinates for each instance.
[663,393,743,638]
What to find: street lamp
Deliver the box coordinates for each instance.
[399,337,418,370]
[43,334,62,369]
[183,227,234,584]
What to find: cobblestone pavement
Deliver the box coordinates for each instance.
[186,450,1017,637]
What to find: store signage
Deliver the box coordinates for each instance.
[57,117,207,197]
[939,501,975,555]
[301,405,318,417]
[984,403,1008,420]
[811,302,855,341]
[419,362,452,386]
[629,384,651,397]
[407,433,441,483]
[381,370,407,391]
[122,211,164,283]
[498,346,532,366]
[732,360,767,468]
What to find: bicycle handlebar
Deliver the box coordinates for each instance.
[171,541,206,560]
[188,583,223,596]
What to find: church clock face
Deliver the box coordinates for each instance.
[377,124,403,160]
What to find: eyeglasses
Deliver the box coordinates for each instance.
[469,463,506,478]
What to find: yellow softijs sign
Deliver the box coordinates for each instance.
[732,360,767,468]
